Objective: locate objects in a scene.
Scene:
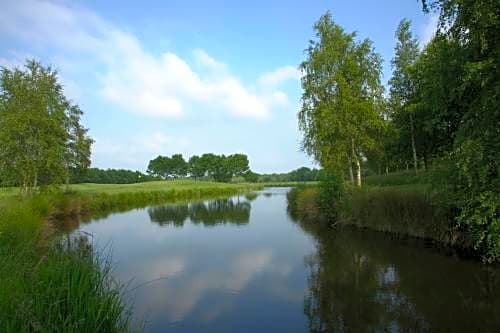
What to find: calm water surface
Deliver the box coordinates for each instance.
[67,188,500,332]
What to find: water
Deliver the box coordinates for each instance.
[66,188,500,332]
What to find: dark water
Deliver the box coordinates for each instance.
[67,188,500,332]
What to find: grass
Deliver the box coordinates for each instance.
[287,172,475,254]
[339,186,456,243]
[364,170,434,187]
[0,180,262,332]
[70,179,257,194]
[0,195,132,332]
[1,179,260,197]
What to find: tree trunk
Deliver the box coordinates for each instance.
[409,113,418,174]
[351,139,361,187]
[347,155,354,185]
[385,165,389,175]
[33,172,38,191]
[22,176,27,196]
[355,158,361,187]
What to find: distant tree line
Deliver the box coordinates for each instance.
[256,167,323,183]
[70,168,156,184]
[147,153,249,182]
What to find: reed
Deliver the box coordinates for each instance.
[287,185,472,251]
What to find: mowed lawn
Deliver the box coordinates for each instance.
[0,180,260,198]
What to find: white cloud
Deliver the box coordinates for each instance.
[258,65,301,88]
[92,132,191,170]
[193,48,226,71]
[0,0,294,120]
[419,14,439,48]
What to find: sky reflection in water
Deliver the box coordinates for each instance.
[69,188,500,332]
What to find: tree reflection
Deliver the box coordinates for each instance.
[147,204,189,227]
[292,209,500,332]
[147,198,251,227]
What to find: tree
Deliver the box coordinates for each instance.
[200,153,219,179]
[299,12,384,186]
[389,19,421,174]
[71,168,154,184]
[227,154,250,177]
[420,0,500,262]
[243,170,260,183]
[170,154,187,178]
[211,155,233,182]
[147,155,167,178]
[0,60,92,193]
[188,155,206,180]
[65,105,94,186]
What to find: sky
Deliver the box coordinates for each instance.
[0,0,437,173]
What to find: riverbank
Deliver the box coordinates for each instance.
[287,180,477,258]
[0,180,261,332]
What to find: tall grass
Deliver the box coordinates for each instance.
[287,185,473,252]
[0,196,132,332]
[364,170,434,187]
[340,187,458,243]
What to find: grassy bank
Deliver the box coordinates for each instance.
[0,180,261,332]
[287,182,474,255]
[363,170,435,187]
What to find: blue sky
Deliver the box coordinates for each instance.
[0,0,437,173]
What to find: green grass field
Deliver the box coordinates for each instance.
[0,179,261,197]
[70,179,258,193]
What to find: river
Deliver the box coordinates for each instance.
[65,187,500,332]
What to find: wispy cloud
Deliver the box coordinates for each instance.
[258,65,301,88]
[0,0,295,120]
[419,14,439,48]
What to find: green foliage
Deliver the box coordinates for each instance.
[243,170,260,182]
[299,12,384,185]
[417,0,500,262]
[70,167,155,184]
[288,167,323,182]
[147,154,188,178]
[188,155,206,179]
[316,172,345,221]
[148,153,250,182]
[388,19,421,172]
[170,154,188,177]
[0,60,93,192]
[255,167,323,183]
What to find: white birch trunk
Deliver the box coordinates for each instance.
[409,113,418,174]
[351,138,362,187]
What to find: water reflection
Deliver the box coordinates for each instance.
[64,188,500,332]
[147,198,251,227]
[292,213,500,332]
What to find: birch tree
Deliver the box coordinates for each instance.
[0,60,92,193]
[299,12,384,186]
[389,19,420,174]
